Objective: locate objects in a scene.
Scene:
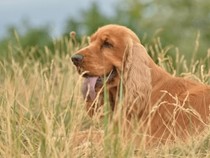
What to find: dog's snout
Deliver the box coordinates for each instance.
[71,54,84,66]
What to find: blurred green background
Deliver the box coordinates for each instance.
[0,0,209,63]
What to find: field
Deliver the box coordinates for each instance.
[0,34,210,158]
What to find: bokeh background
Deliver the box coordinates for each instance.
[0,0,210,61]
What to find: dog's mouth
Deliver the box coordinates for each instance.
[81,68,117,101]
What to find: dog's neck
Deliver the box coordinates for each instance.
[148,60,171,88]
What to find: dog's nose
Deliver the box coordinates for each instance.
[71,54,84,66]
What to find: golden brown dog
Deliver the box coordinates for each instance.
[71,24,210,144]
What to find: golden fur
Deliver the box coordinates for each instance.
[71,24,210,144]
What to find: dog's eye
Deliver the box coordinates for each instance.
[102,41,113,48]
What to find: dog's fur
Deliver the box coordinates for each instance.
[71,24,210,144]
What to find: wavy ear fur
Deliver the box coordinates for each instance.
[122,39,152,118]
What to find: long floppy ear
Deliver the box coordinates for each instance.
[122,39,152,118]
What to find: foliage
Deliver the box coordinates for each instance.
[0,23,52,60]
[64,2,112,37]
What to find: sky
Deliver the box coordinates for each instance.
[0,0,116,38]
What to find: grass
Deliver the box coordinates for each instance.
[0,34,209,158]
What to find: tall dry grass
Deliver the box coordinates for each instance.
[0,34,209,158]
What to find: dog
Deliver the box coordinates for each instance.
[71,24,210,144]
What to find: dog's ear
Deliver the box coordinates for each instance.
[121,39,152,118]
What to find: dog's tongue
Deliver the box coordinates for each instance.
[82,77,98,100]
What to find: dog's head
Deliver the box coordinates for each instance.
[71,24,152,116]
[71,25,141,99]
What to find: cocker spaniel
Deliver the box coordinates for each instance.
[71,24,210,144]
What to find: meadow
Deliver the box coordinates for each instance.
[0,34,210,158]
